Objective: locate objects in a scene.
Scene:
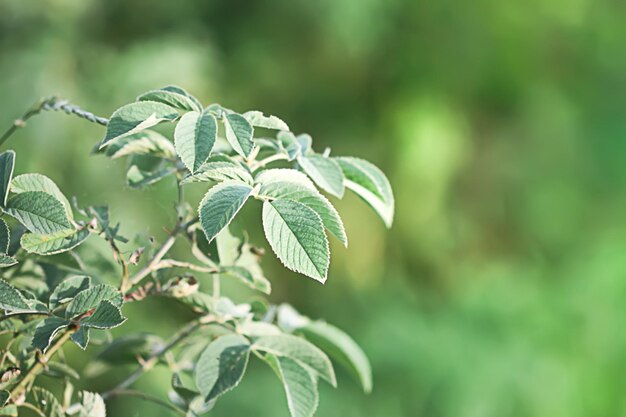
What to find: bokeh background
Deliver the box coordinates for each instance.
[2,1,626,416]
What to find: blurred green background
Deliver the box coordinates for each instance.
[3,0,626,416]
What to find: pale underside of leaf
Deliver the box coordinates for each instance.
[175,110,217,173]
[298,154,345,198]
[242,110,290,131]
[224,113,255,158]
[198,181,254,243]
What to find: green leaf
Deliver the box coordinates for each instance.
[4,191,72,234]
[199,181,254,243]
[81,300,126,329]
[0,255,17,269]
[71,326,89,350]
[175,110,217,173]
[100,101,179,149]
[296,134,312,155]
[126,161,176,189]
[104,130,176,160]
[32,317,69,352]
[0,150,15,207]
[181,157,253,185]
[335,157,394,227]
[255,169,316,191]
[277,132,301,161]
[0,278,30,312]
[221,266,271,295]
[298,154,345,198]
[0,405,17,416]
[262,199,329,283]
[195,334,251,402]
[65,284,123,319]
[44,361,81,380]
[78,391,106,417]
[11,173,73,220]
[253,334,336,386]
[242,111,289,131]
[299,321,372,393]
[223,113,255,158]
[0,219,8,253]
[31,387,63,417]
[97,333,164,364]
[258,181,347,247]
[21,228,89,256]
[137,86,202,112]
[261,354,319,417]
[49,275,91,309]
[0,392,8,407]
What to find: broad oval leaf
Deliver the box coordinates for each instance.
[242,111,289,131]
[223,113,255,158]
[104,130,176,160]
[175,110,217,173]
[4,191,72,234]
[253,334,336,386]
[181,157,253,185]
[299,321,372,393]
[262,199,329,283]
[0,150,15,207]
[0,218,9,253]
[298,154,345,198]
[100,101,179,148]
[21,228,90,256]
[199,181,254,243]
[137,86,202,112]
[65,284,123,319]
[11,173,73,219]
[195,334,251,402]
[78,391,106,417]
[0,254,17,268]
[255,169,316,191]
[49,275,91,310]
[32,317,69,352]
[335,157,394,227]
[0,278,30,312]
[81,300,126,329]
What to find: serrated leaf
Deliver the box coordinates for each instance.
[104,130,176,160]
[242,111,289,131]
[0,151,15,207]
[4,191,71,234]
[255,169,316,191]
[21,228,90,256]
[298,154,345,198]
[195,334,251,402]
[49,275,91,310]
[97,333,164,364]
[0,391,8,407]
[81,300,126,329]
[261,354,319,417]
[335,157,394,227]
[31,387,63,417]
[253,334,336,386]
[0,278,30,312]
[175,110,217,173]
[32,317,69,352]
[101,101,179,148]
[78,391,106,417]
[262,199,329,283]
[199,181,254,243]
[181,157,253,185]
[223,113,255,158]
[137,87,202,112]
[299,321,372,393]
[0,219,8,254]
[0,255,17,268]
[65,284,123,319]
[11,173,73,220]
[258,181,347,246]
[71,326,89,350]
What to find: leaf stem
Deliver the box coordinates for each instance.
[250,153,288,172]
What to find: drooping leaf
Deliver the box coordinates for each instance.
[48,275,91,310]
[262,199,330,283]
[65,284,123,319]
[71,326,89,350]
[0,150,15,208]
[195,334,251,402]
[31,387,63,417]
[32,317,69,352]
[126,155,176,189]
[21,228,90,256]
[277,132,301,161]
[181,157,253,185]
[258,181,347,246]
[175,110,217,173]
[0,255,17,269]
[298,154,345,198]
[198,181,254,243]
[223,113,255,158]
[137,86,202,112]
[100,101,179,148]
[44,361,80,380]
[261,354,319,417]
[81,300,126,329]
[0,278,30,312]
[11,173,73,219]
[299,322,372,393]
[253,334,336,386]
[0,219,8,253]
[78,391,106,417]
[0,391,8,407]
[4,191,72,234]
[242,111,289,131]
[335,157,394,227]
[104,130,176,160]
[296,134,312,155]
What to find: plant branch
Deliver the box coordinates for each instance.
[250,153,288,172]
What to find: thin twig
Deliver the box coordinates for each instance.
[103,389,186,416]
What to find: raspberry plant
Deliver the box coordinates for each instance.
[0,87,394,417]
